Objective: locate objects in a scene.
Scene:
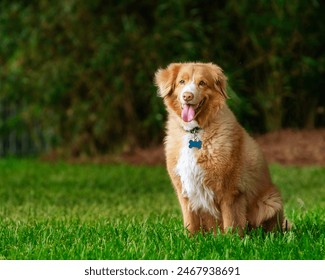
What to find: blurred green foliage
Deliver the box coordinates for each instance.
[0,0,324,156]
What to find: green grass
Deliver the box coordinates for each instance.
[0,159,324,260]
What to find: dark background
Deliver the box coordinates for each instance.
[0,0,324,157]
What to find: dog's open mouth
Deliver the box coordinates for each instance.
[181,98,206,122]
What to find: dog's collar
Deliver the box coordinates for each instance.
[184,126,202,149]
[185,126,201,134]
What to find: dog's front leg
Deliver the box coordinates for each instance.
[169,173,201,234]
[220,195,247,235]
[178,196,201,234]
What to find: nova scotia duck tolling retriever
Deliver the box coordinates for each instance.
[154,62,290,235]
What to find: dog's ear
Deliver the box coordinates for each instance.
[154,63,181,98]
[208,63,229,99]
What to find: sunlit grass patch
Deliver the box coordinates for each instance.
[0,159,324,259]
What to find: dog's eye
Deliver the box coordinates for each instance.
[198,80,206,87]
[179,80,185,85]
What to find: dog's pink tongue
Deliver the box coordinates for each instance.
[182,104,195,122]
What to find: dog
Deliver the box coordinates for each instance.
[155,62,288,235]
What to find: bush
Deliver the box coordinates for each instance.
[0,0,324,156]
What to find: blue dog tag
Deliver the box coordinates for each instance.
[189,140,202,149]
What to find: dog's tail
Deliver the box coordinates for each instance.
[256,188,291,231]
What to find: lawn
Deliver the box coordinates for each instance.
[0,159,324,260]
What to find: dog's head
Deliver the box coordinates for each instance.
[154,62,228,125]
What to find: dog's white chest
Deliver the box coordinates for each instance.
[175,133,219,218]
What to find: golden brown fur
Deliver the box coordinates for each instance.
[155,62,288,235]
